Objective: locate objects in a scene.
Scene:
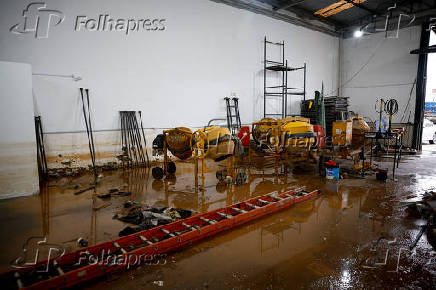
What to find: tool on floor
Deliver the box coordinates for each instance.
[0,187,320,289]
[73,186,95,195]
[410,224,428,250]
[79,88,97,177]
[93,202,112,211]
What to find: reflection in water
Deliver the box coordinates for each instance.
[90,193,97,245]
[39,181,50,236]
[1,151,435,288]
[340,268,351,286]
[260,207,302,255]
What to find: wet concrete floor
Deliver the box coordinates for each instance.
[1,146,436,288]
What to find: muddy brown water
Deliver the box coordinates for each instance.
[1,147,436,288]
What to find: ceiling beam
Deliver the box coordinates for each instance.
[272,0,306,11]
[411,44,436,54]
[282,5,345,28]
[342,0,377,15]
[210,0,340,36]
[254,0,344,28]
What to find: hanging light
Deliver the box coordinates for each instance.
[354,30,364,38]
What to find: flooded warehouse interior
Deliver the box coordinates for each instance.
[0,0,436,289]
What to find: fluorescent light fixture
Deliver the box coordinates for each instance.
[354,30,363,38]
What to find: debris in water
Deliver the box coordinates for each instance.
[423,191,436,200]
[153,281,164,287]
[116,191,132,197]
[115,206,193,237]
[77,237,88,247]
[97,191,132,199]
[124,201,140,208]
[48,172,60,178]
[93,202,111,211]
[402,191,436,250]
[61,160,72,166]
[74,186,95,195]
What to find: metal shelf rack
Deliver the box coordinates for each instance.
[263,36,306,118]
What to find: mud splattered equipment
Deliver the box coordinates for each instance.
[0,187,320,289]
[252,116,316,153]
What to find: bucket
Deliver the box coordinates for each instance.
[376,168,388,181]
[325,160,339,180]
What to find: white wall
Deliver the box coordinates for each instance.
[0,61,39,199]
[0,0,339,192]
[0,0,339,131]
[340,26,420,123]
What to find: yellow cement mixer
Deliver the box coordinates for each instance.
[192,126,235,161]
[152,126,241,180]
[161,127,193,160]
[252,117,316,153]
[349,115,370,148]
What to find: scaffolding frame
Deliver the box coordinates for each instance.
[263,36,306,118]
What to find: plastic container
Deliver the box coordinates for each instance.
[325,160,340,180]
[376,168,388,181]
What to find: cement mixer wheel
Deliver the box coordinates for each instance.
[216,169,228,181]
[152,167,164,180]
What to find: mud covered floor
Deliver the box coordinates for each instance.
[1,146,436,288]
